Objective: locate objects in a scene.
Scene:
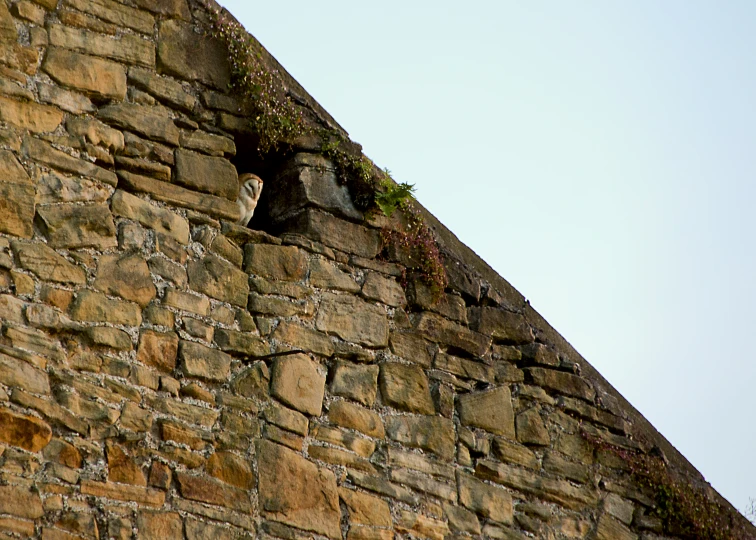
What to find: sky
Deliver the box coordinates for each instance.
[218,0,756,514]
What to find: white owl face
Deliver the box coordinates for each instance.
[236,173,263,226]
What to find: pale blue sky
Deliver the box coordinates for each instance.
[219,0,756,513]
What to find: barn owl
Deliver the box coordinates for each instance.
[236,173,263,226]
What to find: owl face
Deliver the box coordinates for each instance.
[236,173,264,226]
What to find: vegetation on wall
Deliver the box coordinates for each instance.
[581,429,755,540]
[202,2,447,297]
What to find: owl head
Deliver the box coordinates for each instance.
[236,173,264,226]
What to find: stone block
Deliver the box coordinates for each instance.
[48,24,155,67]
[111,189,189,244]
[543,452,591,484]
[36,203,117,249]
[593,514,638,540]
[180,130,235,156]
[268,154,362,221]
[0,1,17,42]
[457,386,515,438]
[0,485,43,519]
[271,321,333,357]
[107,443,146,486]
[458,471,513,525]
[207,451,255,490]
[180,341,232,382]
[330,361,379,406]
[188,253,249,307]
[11,241,86,285]
[247,294,312,317]
[279,208,381,259]
[137,511,182,539]
[391,468,456,501]
[64,0,155,34]
[99,102,179,145]
[385,415,455,461]
[408,280,467,323]
[516,407,550,446]
[175,472,250,512]
[0,351,50,394]
[434,352,494,383]
[134,0,190,20]
[0,182,35,238]
[525,368,596,402]
[270,354,325,416]
[339,488,392,527]
[42,48,127,101]
[444,503,481,535]
[157,20,230,89]
[312,424,375,457]
[328,400,384,439]
[0,95,63,133]
[264,400,308,436]
[175,148,238,200]
[214,328,268,357]
[257,440,341,539]
[243,244,307,282]
[414,312,491,357]
[347,470,418,506]
[0,407,52,452]
[309,257,360,292]
[94,252,156,307]
[148,395,219,428]
[80,480,165,507]
[86,327,132,350]
[308,445,376,473]
[396,510,449,540]
[389,332,433,367]
[70,290,142,326]
[316,293,389,348]
[379,362,434,414]
[38,82,96,114]
[362,272,406,307]
[469,307,534,344]
[120,402,153,433]
[24,136,117,185]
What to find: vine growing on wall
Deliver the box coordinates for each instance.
[581,430,755,540]
[202,2,447,297]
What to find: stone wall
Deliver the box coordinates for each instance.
[0,0,752,539]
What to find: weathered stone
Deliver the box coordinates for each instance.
[388,448,455,480]
[475,460,599,510]
[0,95,63,133]
[188,253,249,307]
[444,503,481,535]
[458,472,513,525]
[309,257,360,292]
[415,312,491,357]
[362,272,406,307]
[379,362,434,414]
[115,155,171,180]
[86,327,132,350]
[516,408,550,446]
[458,386,515,438]
[434,352,494,383]
[175,149,238,200]
[408,280,467,323]
[134,0,190,20]
[264,400,307,436]
[70,290,142,326]
[0,485,43,519]
[0,182,34,238]
[330,362,379,406]
[543,452,591,484]
[64,0,154,34]
[525,368,596,402]
[210,234,243,267]
[469,307,534,344]
[157,20,230,89]
[94,252,156,307]
[312,424,374,457]
[385,415,455,461]
[0,407,52,452]
[120,402,153,433]
[308,445,376,473]
[0,76,34,100]
[396,510,449,540]
[36,203,117,249]
[24,136,117,185]
[270,354,325,416]
[264,422,303,451]
[107,444,146,486]
[391,468,456,501]
[147,395,219,428]
[118,170,240,221]
[280,209,381,259]
[164,288,210,316]
[48,24,155,67]
[316,293,389,348]
[148,255,187,288]
[67,116,124,151]
[248,294,313,317]
[180,341,232,382]
[44,438,82,469]
[249,277,308,301]
[243,244,307,282]
[80,480,165,507]
[136,330,178,372]
[339,488,391,527]
[558,396,629,434]
[37,82,95,114]
[257,440,341,539]
[593,514,638,540]
[0,0,17,41]
[206,451,254,490]
[185,518,240,540]
[214,329,268,357]
[5,323,64,362]
[36,170,111,205]
[180,130,235,156]
[42,48,127,101]
[0,350,50,394]
[271,322,333,357]
[99,102,178,145]
[314,406,370,448]
[137,511,182,539]
[389,332,433,367]
[347,470,418,506]
[11,388,88,435]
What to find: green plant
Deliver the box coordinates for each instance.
[375,171,416,218]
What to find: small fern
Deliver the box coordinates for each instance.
[375,171,416,217]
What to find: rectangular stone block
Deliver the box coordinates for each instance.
[243,244,308,281]
[0,182,35,238]
[0,485,43,519]
[63,0,155,35]
[271,353,325,416]
[316,293,389,348]
[179,341,232,382]
[458,471,513,525]
[80,480,165,507]
[414,312,491,357]
[278,208,381,259]
[99,102,179,146]
[117,170,240,221]
[176,472,250,512]
[457,386,515,438]
[23,136,117,186]
[111,189,189,244]
[157,19,229,90]
[188,253,249,307]
[174,148,238,200]
[469,306,534,344]
[385,415,455,461]
[525,368,596,402]
[70,290,141,326]
[379,362,434,414]
[271,321,333,357]
[328,400,384,439]
[147,396,219,428]
[0,351,51,395]
[12,241,86,284]
[434,352,494,383]
[42,48,127,101]
[0,95,63,133]
[48,23,155,67]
